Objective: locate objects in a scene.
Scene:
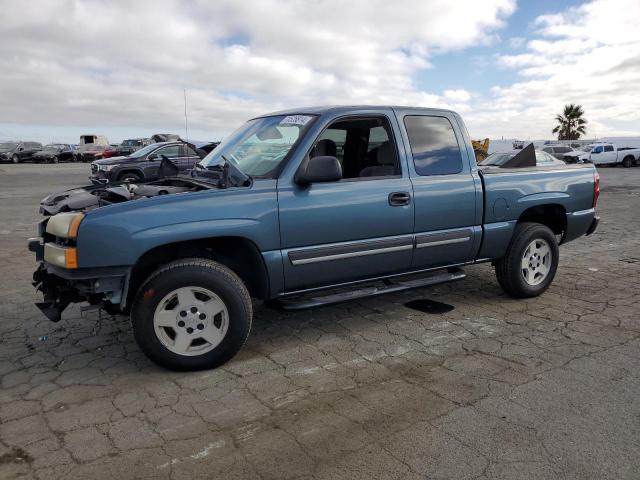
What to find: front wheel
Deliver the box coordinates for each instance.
[495,222,559,298]
[131,258,252,371]
[11,154,19,164]
[118,172,141,183]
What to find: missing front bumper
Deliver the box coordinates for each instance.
[31,262,129,322]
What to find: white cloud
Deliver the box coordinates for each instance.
[471,0,640,138]
[0,0,514,141]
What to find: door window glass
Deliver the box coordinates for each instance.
[155,145,181,158]
[310,116,399,179]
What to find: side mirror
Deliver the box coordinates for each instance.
[295,156,342,185]
[148,154,157,160]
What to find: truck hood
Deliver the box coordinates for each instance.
[40,176,217,215]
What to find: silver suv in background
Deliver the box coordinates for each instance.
[541,144,575,160]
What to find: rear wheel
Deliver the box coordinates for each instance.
[131,258,252,371]
[495,222,559,298]
[622,156,633,168]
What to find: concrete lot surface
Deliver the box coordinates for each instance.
[1,163,639,479]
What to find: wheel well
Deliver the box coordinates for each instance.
[623,155,634,162]
[125,237,270,311]
[517,204,567,237]
[117,169,143,180]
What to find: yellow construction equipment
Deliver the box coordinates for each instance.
[472,138,490,162]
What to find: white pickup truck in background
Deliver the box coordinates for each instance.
[564,142,640,167]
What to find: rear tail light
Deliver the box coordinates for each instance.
[593,170,600,208]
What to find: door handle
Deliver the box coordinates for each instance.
[388,191,411,206]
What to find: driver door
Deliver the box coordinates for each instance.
[277,112,414,292]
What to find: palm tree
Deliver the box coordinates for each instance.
[552,104,587,140]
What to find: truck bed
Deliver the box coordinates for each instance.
[477,163,597,259]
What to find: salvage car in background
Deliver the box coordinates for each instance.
[32,144,75,163]
[115,138,151,156]
[479,148,566,167]
[0,141,43,163]
[76,144,110,163]
[30,106,600,371]
[89,140,217,183]
[563,142,640,167]
[541,144,576,160]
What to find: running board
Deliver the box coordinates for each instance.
[272,268,466,310]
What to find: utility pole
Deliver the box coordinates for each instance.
[184,88,189,140]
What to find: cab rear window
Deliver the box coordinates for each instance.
[404,116,463,176]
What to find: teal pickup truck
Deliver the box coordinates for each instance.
[29,106,600,370]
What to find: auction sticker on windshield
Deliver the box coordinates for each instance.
[280,115,313,126]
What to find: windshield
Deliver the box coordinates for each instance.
[200,114,316,176]
[129,143,163,158]
[479,150,562,167]
[581,146,593,152]
[479,153,512,166]
[0,142,17,151]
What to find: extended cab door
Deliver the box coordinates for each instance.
[395,110,482,270]
[277,110,414,292]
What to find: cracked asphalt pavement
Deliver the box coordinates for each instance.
[1,163,639,479]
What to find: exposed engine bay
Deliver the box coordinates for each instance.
[40,177,214,215]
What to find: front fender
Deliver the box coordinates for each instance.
[76,180,279,268]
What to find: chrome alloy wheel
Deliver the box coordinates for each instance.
[153,286,229,356]
[521,238,552,286]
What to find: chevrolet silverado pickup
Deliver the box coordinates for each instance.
[29,106,600,371]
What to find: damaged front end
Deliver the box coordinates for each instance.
[40,177,212,215]
[30,171,216,322]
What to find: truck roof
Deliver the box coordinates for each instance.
[257,105,457,118]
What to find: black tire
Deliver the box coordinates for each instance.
[118,172,142,183]
[131,258,252,371]
[622,156,633,168]
[11,154,19,164]
[495,222,559,298]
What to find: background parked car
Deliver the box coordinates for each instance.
[77,144,109,162]
[32,144,75,163]
[479,149,566,167]
[115,138,152,156]
[0,141,42,163]
[90,140,217,183]
[541,144,576,160]
[562,142,640,167]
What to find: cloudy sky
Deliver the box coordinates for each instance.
[1,0,639,143]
